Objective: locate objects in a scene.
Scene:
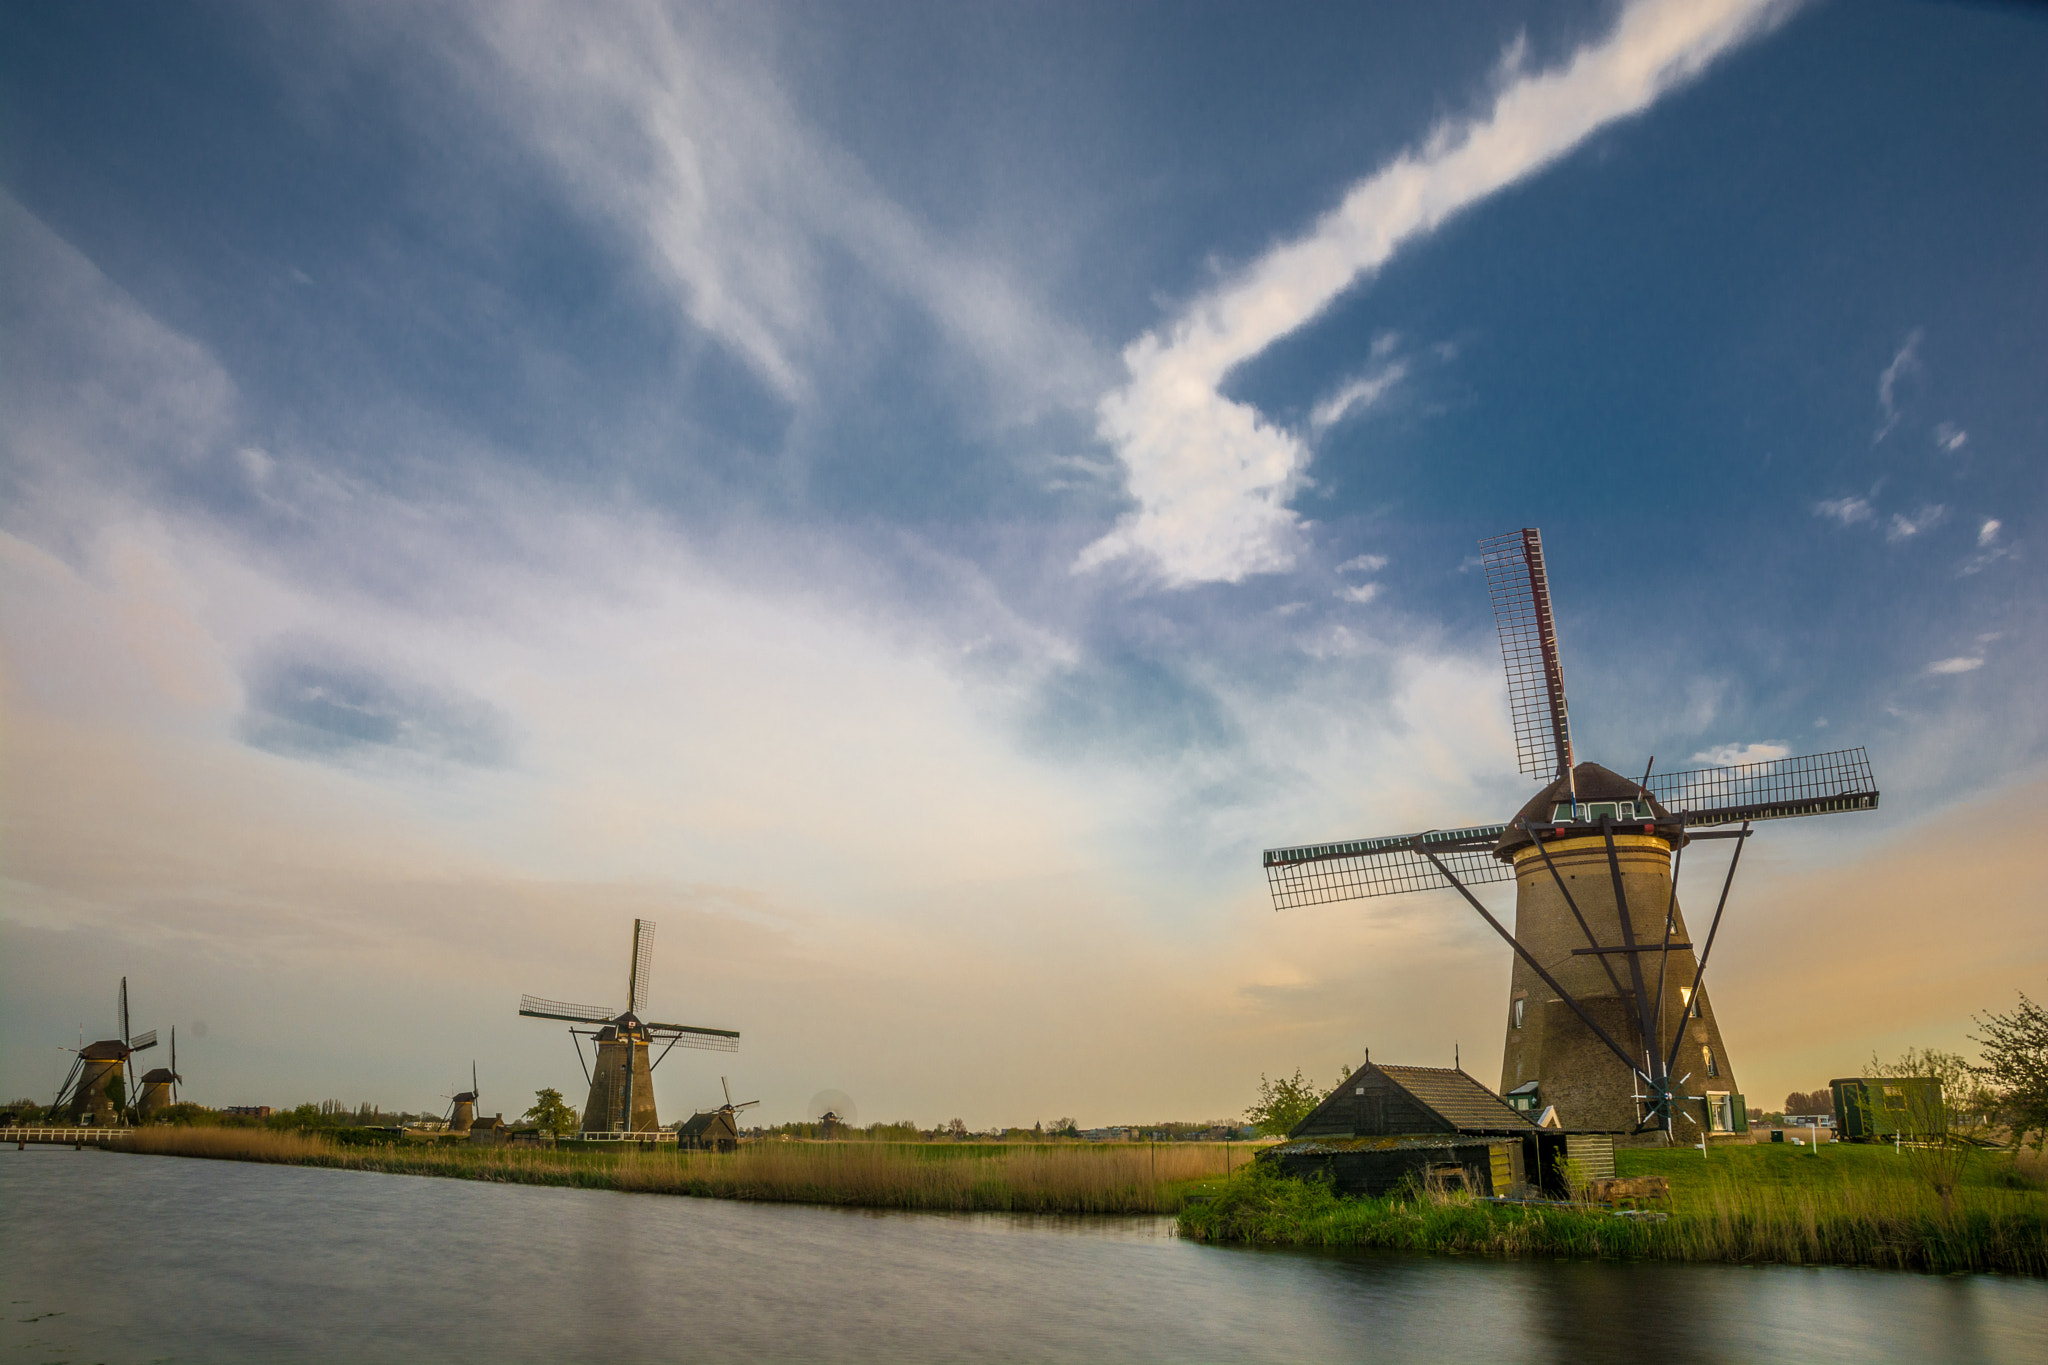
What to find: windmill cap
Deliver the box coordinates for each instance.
[78,1039,129,1060]
[140,1068,178,1084]
[1492,761,1677,861]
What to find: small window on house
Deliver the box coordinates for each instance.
[1704,1048,1718,1078]
[1512,998,1526,1029]
[1680,987,1700,1019]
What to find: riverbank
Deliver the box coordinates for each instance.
[107,1126,1242,1214]
[1177,1144,2048,1275]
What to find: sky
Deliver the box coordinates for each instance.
[2,0,2044,1129]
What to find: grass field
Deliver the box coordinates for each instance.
[1176,1142,2048,1275]
[109,1127,1247,1214]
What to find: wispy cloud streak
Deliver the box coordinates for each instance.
[1078,0,1792,586]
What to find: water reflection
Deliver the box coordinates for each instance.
[2,1150,2039,1364]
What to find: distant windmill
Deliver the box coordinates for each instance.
[1261,529,1880,1141]
[808,1090,858,1140]
[444,1062,480,1135]
[51,977,157,1125]
[518,919,739,1134]
[677,1076,760,1152]
[136,1026,182,1118]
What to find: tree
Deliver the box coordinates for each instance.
[1973,990,2048,1154]
[1045,1116,1079,1138]
[1783,1088,1831,1117]
[522,1088,580,1137]
[945,1117,968,1139]
[1245,1070,1322,1137]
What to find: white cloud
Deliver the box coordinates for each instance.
[445,1,1095,415]
[1875,329,1920,442]
[1077,0,1791,585]
[1309,360,1409,432]
[1334,583,1382,605]
[1337,553,1389,573]
[1927,657,1984,675]
[1886,504,1946,542]
[1814,496,1874,525]
[1933,421,1967,453]
[1978,519,2002,547]
[1690,741,1790,767]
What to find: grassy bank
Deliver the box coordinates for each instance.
[1177,1144,2048,1275]
[109,1127,1241,1214]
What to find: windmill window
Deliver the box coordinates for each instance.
[1704,1049,1719,1078]
[1512,998,1526,1029]
[1680,987,1700,1019]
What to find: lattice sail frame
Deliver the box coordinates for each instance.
[1480,529,1573,782]
[1263,826,1513,910]
[519,994,615,1023]
[1647,747,1878,825]
[629,918,656,1016]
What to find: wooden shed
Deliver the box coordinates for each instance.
[676,1108,741,1152]
[1261,1059,1615,1197]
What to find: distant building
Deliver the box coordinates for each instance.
[675,1109,740,1152]
[467,1114,509,1145]
[223,1106,272,1118]
[1831,1077,1944,1141]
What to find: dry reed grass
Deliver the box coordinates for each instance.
[108,1129,1238,1214]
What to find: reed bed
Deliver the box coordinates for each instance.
[1177,1151,2048,1275]
[109,1129,1238,1214]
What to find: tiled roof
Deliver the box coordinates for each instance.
[1376,1064,1533,1132]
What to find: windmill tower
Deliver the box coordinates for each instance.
[519,919,739,1134]
[137,1026,182,1118]
[51,977,157,1125]
[1262,529,1880,1143]
[445,1062,480,1135]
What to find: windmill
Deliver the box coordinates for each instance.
[51,977,157,1125]
[1261,529,1880,1142]
[137,1026,182,1118]
[677,1076,760,1151]
[518,919,739,1134]
[808,1090,857,1140]
[444,1062,480,1134]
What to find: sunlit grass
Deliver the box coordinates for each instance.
[1177,1144,2048,1275]
[110,1128,1242,1214]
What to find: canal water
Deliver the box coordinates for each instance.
[2,1149,2042,1363]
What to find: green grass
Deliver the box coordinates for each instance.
[1176,1143,2048,1275]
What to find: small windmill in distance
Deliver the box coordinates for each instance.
[519,919,739,1134]
[444,1062,480,1135]
[1261,528,1880,1143]
[51,977,157,1125]
[137,1026,182,1118]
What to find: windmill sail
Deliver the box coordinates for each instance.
[1263,826,1513,909]
[128,1029,157,1052]
[642,1021,740,1053]
[518,995,616,1023]
[1646,747,1878,825]
[1481,529,1573,782]
[628,919,655,1016]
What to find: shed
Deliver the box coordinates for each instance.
[1830,1076,1945,1141]
[676,1108,741,1152]
[1262,1059,1615,1197]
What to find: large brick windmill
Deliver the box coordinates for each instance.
[1261,529,1880,1142]
[519,919,739,1135]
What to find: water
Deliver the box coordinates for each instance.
[2,1150,2042,1364]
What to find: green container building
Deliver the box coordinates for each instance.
[1830,1076,1944,1141]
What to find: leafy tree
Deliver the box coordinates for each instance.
[945,1117,968,1138]
[104,1073,126,1114]
[1973,990,2048,1154]
[1245,1070,1322,1137]
[1044,1116,1079,1138]
[521,1088,580,1137]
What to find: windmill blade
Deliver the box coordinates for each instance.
[519,995,617,1024]
[171,1026,180,1100]
[1262,825,1512,910]
[120,977,130,1048]
[1480,529,1574,782]
[472,1061,479,1104]
[644,1022,740,1053]
[721,1076,733,1107]
[732,1099,761,1112]
[1648,747,1879,826]
[129,1030,158,1053]
[628,919,656,1017]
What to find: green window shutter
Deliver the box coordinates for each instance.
[1731,1094,1747,1133]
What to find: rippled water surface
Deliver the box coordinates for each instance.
[2,1149,2043,1363]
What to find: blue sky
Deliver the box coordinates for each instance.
[3,0,2043,1126]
